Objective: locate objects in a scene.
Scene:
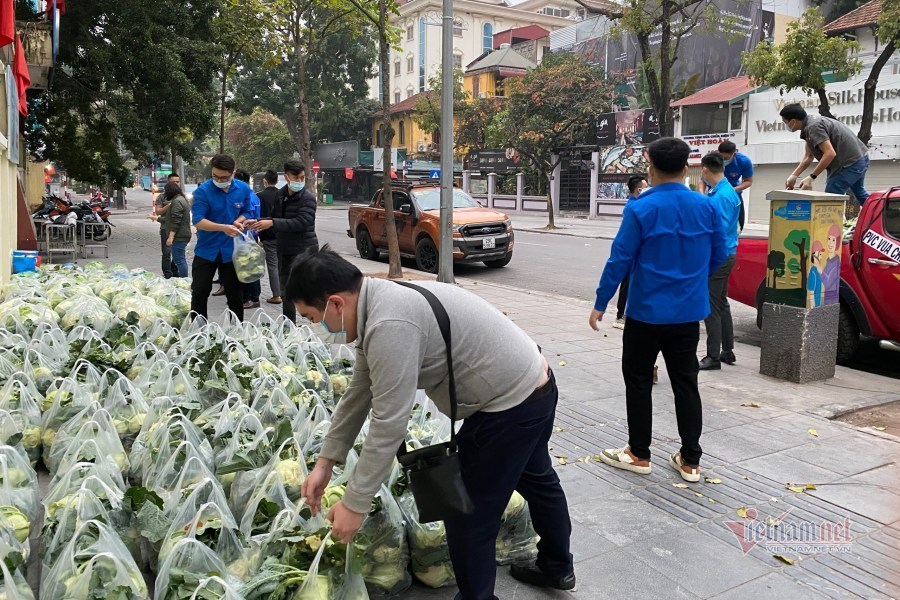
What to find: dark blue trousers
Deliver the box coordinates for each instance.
[445,374,574,600]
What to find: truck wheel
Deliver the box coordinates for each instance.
[356,228,379,260]
[836,303,860,365]
[415,237,439,273]
[484,253,512,268]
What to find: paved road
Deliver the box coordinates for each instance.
[120,190,897,378]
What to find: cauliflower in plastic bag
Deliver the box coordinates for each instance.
[232,234,266,283]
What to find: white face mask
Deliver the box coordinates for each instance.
[213,179,232,190]
[313,302,347,345]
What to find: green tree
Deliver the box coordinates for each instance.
[858,0,900,144]
[412,67,467,154]
[213,0,274,153]
[25,0,222,186]
[784,229,811,289]
[742,8,862,119]
[457,97,503,150]
[342,0,404,278]
[490,53,613,229]
[767,250,786,288]
[576,0,741,136]
[224,109,296,174]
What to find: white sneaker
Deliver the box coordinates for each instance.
[669,452,701,483]
[598,446,652,475]
[612,318,626,330]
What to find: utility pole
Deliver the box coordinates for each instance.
[437,0,455,283]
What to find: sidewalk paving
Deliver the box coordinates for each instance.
[90,197,900,599]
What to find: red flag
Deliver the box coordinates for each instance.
[0,0,14,49]
[58,0,67,15]
[14,36,30,116]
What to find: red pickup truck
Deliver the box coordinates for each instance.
[729,188,900,364]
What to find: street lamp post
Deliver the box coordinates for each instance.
[437,0,455,283]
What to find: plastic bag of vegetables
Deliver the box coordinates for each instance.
[232,233,266,283]
[0,299,59,333]
[55,294,118,334]
[43,461,126,524]
[214,413,291,495]
[243,526,340,600]
[397,492,454,588]
[154,538,236,600]
[250,383,299,430]
[40,519,149,599]
[495,491,539,565]
[0,377,41,466]
[46,407,129,476]
[0,540,34,600]
[354,486,411,599]
[40,486,132,569]
[193,394,251,443]
[160,496,247,580]
[0,412,38,469]
[130,412,213,488]
[100,373,149,450]
[238,468,299,540]
[0,446,38,543]
[22,348,57,395]
[229,435,306,520]
[112,292,175,330]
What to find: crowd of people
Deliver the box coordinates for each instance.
[149,153,319,323]
[134,103,868,600]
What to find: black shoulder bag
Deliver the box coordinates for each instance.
[394,281,475,523]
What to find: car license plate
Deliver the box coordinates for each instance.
[482,237,496,249]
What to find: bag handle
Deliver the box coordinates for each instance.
[393,281,458,447]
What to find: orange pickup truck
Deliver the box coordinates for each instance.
[347,182,515,273]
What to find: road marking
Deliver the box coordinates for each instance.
[516,242,548,247]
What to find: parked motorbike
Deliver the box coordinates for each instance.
[32,195,113,240]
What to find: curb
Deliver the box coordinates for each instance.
[515,226,616,241]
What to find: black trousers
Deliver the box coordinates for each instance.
[278,253,300,322]
[622,319,703,466]
[242,280,261,302]
[160,229,177,278]
[616,275,629,320]
[444,374,573,600]
[190,254,244,321]
[704,255,736,358]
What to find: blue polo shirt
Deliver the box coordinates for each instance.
[707,178,742,255]
[724,152,753,195]
[191,179,255,262]
[594,183,727,324]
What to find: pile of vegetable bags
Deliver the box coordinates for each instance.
[0,262,539,598]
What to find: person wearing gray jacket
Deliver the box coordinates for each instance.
[291,246,575,600]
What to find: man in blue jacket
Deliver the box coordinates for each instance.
[190,154,256,321]
[590,137,727,483]
[699,153,742,370]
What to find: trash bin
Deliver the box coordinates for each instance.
[324,194,334,205]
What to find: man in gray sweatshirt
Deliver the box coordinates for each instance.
[292,246,574,600]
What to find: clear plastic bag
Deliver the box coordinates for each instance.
[243,526,339,600]
[46,406,129,476]
[230,435,306,520]
[0,541,34,600]
[147,287,192,323]
[326,345,355,402]
[100,372,149,450]
[495,491,539,566]
[40,486,132,569]
[40,519,149,599]
[154,538,234,600]
[0,299,59,333]
[22,348,57,395]
[354,485,412,599]
[113,291,175,330]
[146,364,203,411]
[0,445,38,541]
[160,494,247,579]
[215,412,288,496]
[44,461,126,521]
[0,377,42,466]
[232,233,266,284]
[397,492,454,588]
[335,543,371,600]
[237,467,299,540]
[130,413,213,488]
[55,294,118,333]
[250,383,299,429]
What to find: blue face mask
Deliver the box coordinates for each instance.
[314,302,347,345]
[289,181,305,193]
[213,179,232,190]
[723,158,733,167]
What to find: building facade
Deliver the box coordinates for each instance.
[369,0,577,103]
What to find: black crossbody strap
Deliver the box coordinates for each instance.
[394,281,458,444]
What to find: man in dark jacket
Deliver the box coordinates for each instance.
[247,159,318,322]
[258,170,283,304]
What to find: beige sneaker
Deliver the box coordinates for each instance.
[612,318,626,330]
[599,446,652,475]
[669,452,700,483]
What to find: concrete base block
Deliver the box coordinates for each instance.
[759,302,839,383]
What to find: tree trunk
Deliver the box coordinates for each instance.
[379,0,402,279]
[219,56,231,155]
[657,2,674,137]
[794,239,808,289]
[545,169,556,229]
[294,33,316,199]
[857,39,895,145]
[816,89,836,119]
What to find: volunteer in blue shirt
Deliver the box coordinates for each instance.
[190,154,255,321]
[699,153,742,371]
[717,141,752,231]
[589,137,727,483]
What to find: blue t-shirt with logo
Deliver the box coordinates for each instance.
[723,152,753,195]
